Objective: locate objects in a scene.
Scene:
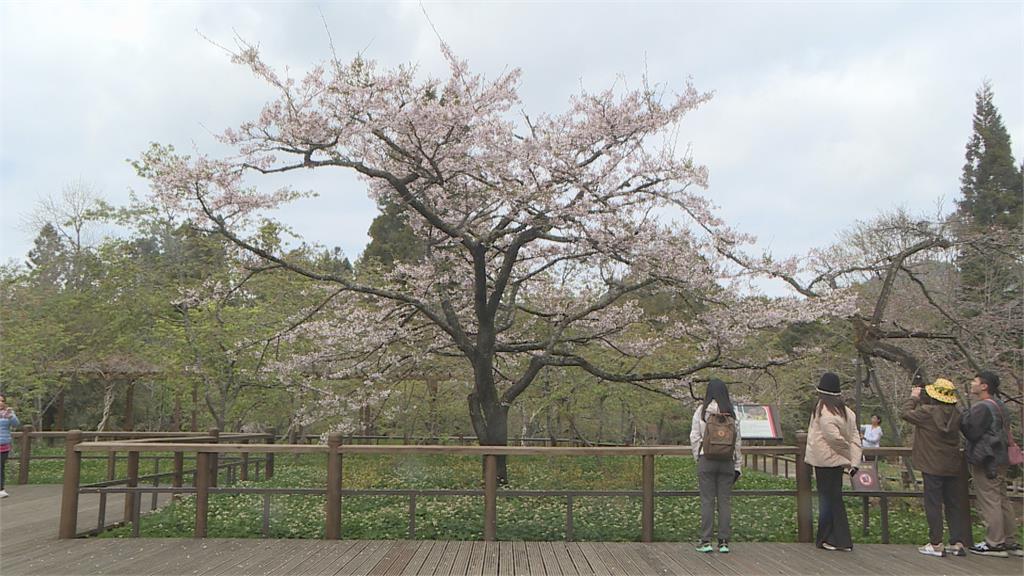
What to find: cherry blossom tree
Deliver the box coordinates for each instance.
[137,43,849,480]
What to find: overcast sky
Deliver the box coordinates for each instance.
[1,1,1021,273]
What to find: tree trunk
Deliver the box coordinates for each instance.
[468,378,510,484]
[123,380,136,431]
[96,378,116,432]
[427,376,439,443]
[172,397,182,431]
[190,381,199,432]
[56,387,65,430]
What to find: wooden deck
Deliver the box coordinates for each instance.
[2,486,1020,575]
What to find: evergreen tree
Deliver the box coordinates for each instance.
[957,81,1022,230]
[361,200,425,269]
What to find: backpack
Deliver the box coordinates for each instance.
[702,412,737,460]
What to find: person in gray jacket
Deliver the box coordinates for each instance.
[900,378,967,557]
[690,379,742,553]
[961,371,1021,557]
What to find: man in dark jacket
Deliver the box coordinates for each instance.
[901,378,967,557]
[961,371,1021,557]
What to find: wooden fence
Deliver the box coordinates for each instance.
[55,430,1016,545]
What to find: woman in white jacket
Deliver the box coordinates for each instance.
[805,372,862,551]
[690,379,742,553]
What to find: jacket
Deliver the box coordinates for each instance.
[690,400,743,471]
[804,405,862,469]
[899,397,962,477]
[0,409,19,446]
[961,398,1009,468]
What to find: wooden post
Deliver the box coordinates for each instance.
[58,430,82,539]
[265,428,275,480]
[956,451,974,547]
[124,451,139,525]
[408,495,417,539]
[484,454,497,541]
[172,451,183,499]
[880,496,890,544]
[240,438,250,482]
[641,454,655,542]
[195,452,210,538]
[207,428,219,488]
[862,496,870,535]
[565,495,575,541]
[325,433,342,540]
[17,424,33,484]
[795,432,813,542]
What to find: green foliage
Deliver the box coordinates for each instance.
[958,81,1022,231]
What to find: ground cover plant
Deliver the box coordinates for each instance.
[90,453,1017,544]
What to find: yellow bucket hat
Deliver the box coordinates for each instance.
[925,378,958,404]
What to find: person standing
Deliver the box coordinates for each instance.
[900,378,968,557]
[805,372,862,551]
[690,379,742,553]
[861,414,883,449]
[0,394,20,498]
[961,371,1022,557]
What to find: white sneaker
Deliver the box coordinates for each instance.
[0,490,9,498]
[918,543,944,557]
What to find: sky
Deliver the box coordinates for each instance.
[1,1,1021,280]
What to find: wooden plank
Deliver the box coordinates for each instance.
[449,539,473,576]
[480,541,499,576]
[245,540,327,576]
[375,541,422,576]
[267,540,361,575]
[202,538,300,576]
[538,542,564,576]
[652,542,725,576]
[571,543,610,576]
[643,543,704,576]
[511,540,530,576]
[524,541,547,576]
[496,540,515,576]
[584,542,631,576]
[600,543,648,575]
[297,540,370,576]
[720,542,799,575]
[549,542,580,576]
[612,542,665,576]
[334,540,389,576]
[465,541,487,576]
[432,540,462,576]
[398,541,435,576]
[415,540,451,576]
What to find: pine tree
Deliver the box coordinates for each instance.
[361,200,425,269]
[957,81,1022,230]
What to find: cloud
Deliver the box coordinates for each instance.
[1,1,1020,272]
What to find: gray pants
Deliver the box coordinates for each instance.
[971,464,1019,547]
[698,456,734,542]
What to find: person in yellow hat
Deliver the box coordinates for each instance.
[900,378,966,557]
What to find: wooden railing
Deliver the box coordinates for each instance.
[56,430,1020,544]
[9,427,275,484]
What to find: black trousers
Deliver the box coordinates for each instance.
[0,450,8,490]
[922,473,967,546]
[815,466,853,549]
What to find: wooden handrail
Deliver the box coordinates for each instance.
[58,434,1006,545]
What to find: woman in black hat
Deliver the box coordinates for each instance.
[804,373,862,551]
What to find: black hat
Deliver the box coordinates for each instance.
[817,372,841,396]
